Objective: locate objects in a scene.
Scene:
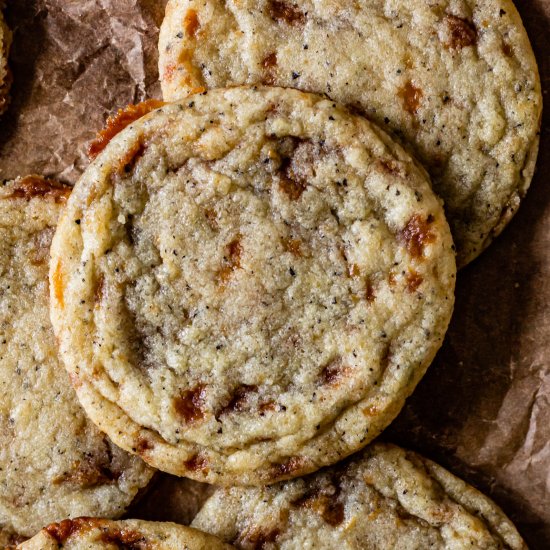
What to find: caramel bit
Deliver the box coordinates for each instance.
[6,175,70,204]
[117,140,147,175]
[268,1,305,25]
[236,526,280,550]
[259,400,277,414]
[271,456,307,479]
[184,8,200,38]
[218,236,243,285]
[44,518,97,543]
[184,453,209,473]
[292,488,345,527]
[135,437,154,454]
[279,175,307,200]
[362,405,379,417]
[365,277,376,302]
[31,227,56,266]
[261,52,278,85]
[502,42,513,57]
[87,99,165,160]
[405,269,423,293]
[94,274,105,304]
[174,384,207,424]
[283,237,302,256]
[52,260,65,309]
[321,360,352,386]
[400,214,436,258]
[220,384,258,415]
[99,527,151,549]
[399,81,423,115]
[53,455,121,488]
[443,15,477,50]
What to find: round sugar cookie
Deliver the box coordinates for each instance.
[159,0,542,266]
[49,87,456,485]
[0,176,153,540]
[18,518,233,549]
[192,442,526,550]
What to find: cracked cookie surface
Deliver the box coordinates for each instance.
[49,87,455,485]
[159,0,542,266]
[0,176,153,540]
[192,442,526,550]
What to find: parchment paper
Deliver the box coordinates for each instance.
[1,0,548,547]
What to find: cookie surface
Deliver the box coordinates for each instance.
[192,442,526,549]
[49,87,455,485]
[18,518,233,549]
[0,176,153,539]
[159,0,542,266]
[0,5,11,115]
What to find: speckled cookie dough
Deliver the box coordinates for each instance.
[193,442,527,550]
[49,87,455,485]
[18,518,234,549]
[0,176,153,540]
[159,0,542,266]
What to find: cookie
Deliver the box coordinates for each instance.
[159,0,542,266]
[18,518,233,549]
[49,87,455,485]
[192,442,526,549]
[0,4,12,115]
[0,176,154,539]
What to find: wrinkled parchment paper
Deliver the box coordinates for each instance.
[1,0,548,546]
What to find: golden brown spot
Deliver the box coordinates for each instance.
[261,52,278,85]
[271,456,307,479]
[5,175,71,204]
[236,526,280,550]
[283,237,302,256]
[174,384,207,424]
[219,384,258,416]
[163,63,176,82]
[348,263,360,277]
[183,453,209,473]
[400,214,436,258]
[368,508,382,521]
[53,260,65,309]
[184,8,200,38]
[94,274,105,305]
[365,277,376,302]
[268,1,305,25]
[443,15,477,50]
[87,99,165,159]
[405,269,423,292]
[388,272,397,287]
[292,489,345,526]
[399,81,423,115]
[44,518,98,543]
[31,227,56,266]
[378,159,401,176]
[362,405,380,417]
[218,236,243,286]
[321,360,352,386]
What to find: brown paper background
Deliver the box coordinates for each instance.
[0,0,548,547]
